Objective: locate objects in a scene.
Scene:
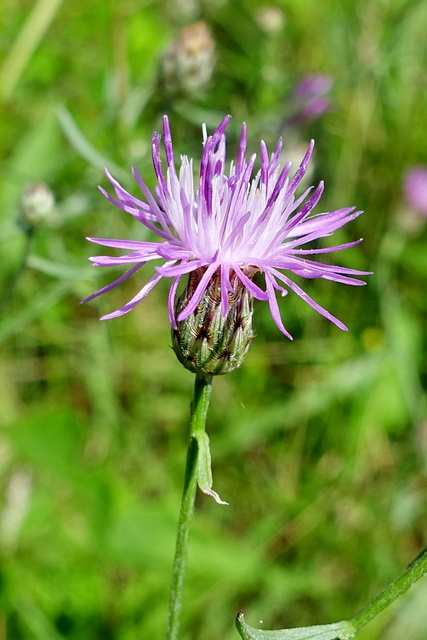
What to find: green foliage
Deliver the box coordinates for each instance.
[1,0,427,639]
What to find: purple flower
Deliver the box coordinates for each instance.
[404,166,427,216]
[292,75,333,102]
[289,74,333,124]
[84,116,369,339]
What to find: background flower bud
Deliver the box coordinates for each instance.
[159,22,215,96]
[19,182,55,230]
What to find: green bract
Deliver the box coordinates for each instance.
[172,267,254,375]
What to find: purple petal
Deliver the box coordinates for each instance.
[236,123,247,174]
[89,255,139,266]
[178,263,219,321]
[210,115,232,150]
[287,140,315,195]
[87,237,159,251]
[168,275,181,330]
[265,161,292,211]
[151,133,170,202]
[233,264,268,301]
[271,268,348,331]
[260,140,269,186]
[220,264,231,316]
[287,239,363,255]
[269,137,283,175]
[157,259,205,277]
[132,167,173,237]
[280,255,372,278]
[285,181,324,232]
[265,273,293,339]
[98,186,142,220]
[100,261,175,320]
[287,208,361,239]
[81,264,144,304]
[162,115,176,169]
[104,169,153,217]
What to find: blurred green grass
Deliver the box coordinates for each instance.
[0,0,426,639]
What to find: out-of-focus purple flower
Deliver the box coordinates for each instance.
[289,74,333,124]
[292,75,333,101]
[84,116,369,339]
[404,166,427,216]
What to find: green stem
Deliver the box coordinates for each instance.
[166,373,213,640]
[349,546,427,636]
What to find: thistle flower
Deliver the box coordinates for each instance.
[84,116,369,346]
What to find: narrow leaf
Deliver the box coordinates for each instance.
[193,431,228,505]
[236,612,354,640]
[0,281,71,344]
[27,255,93,280]
[56,106,128,181]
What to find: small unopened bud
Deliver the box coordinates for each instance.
[256,6,285,34]
[160,22,215,96]
[19,182,55,229]
[172,268,254,376]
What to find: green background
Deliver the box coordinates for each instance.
[0,0,426,638]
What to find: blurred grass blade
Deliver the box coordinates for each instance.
[56,106,128,180]
[17,596,64,640]
[0,0,64,101]
[172,102,231,130]
[236,612,354,640]
[26,255,92,280]
[1,107,61,217]
[0,280,71,344]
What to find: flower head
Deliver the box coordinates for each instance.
[84,116,369,340]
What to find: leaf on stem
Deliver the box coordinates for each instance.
[235,612,354,640]
[193,431,228,505]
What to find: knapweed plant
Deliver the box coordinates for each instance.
[84,117,426,640]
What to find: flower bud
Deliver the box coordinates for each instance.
[19,182,55,230]
[159,22,215,96]
[256,6,285,34]
[172,268,254,376]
